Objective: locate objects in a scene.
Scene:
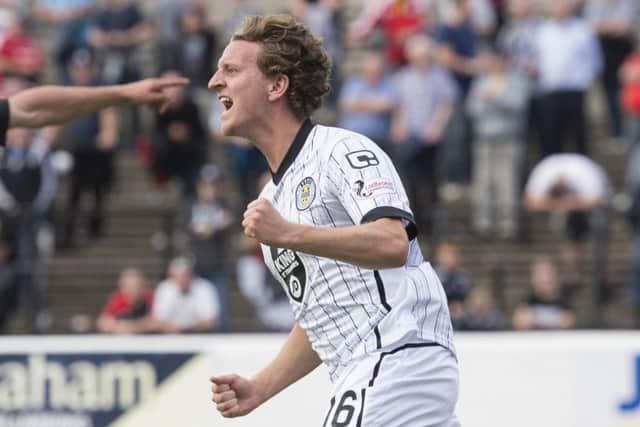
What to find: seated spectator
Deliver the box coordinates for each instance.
[0,13,45,83]
[236,234,295,332]
[152,257,220,333]
[97,267,154,334]
[61,49,119,248]
[585,0,636,141]
[152,70,207,200]
[620,34,640,148]
[434,241,471,328]
[0,124,56,332]
[512,257,576,330]
[347,0,431,67]
[32,0,95,78]
[466,48,530,238]
[188,164,233,331]
[338,51,394,153]
[391,35,457,233]
[535,0,602,156]
[456,285,504,330]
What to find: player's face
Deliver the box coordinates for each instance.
[208,40,271,138]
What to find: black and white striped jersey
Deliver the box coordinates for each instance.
[259,120,455,381]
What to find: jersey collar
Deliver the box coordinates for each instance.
[271,118,314,185]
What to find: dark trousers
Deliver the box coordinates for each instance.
[540,90,587,157]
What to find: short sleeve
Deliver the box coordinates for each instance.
[322,135,418,240]
[0,99,9,146]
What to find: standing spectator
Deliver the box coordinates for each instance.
[152,257,220,333]
[512,257,576,330]
[434,241,472,329]
[348,0,431,67]
[620,35,640,148]
[625,145,640,313]
[61,49,119,248]
[97,267,154,334]
[497,0,541,82]
[466,49,530,238]
[188,164,233,331]
[152,0,197,73]
[535,0,602,156]
[152,70,207,201]
[585,0,637,141]
[338,51,394,154]
[32,0,95,78]
[524,153,610,291]
[0,127,56,332]
[0,238,16,332]
[391,35,457,233]
[0,13,45,83]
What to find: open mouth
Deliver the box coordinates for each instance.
[219,96,233,111]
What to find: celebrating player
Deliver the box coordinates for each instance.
[209,15,460,427]
[0,76,189,142]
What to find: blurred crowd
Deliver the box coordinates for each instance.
[0,0,639,334]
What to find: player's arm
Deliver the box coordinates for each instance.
[243,200,408,269]
[7,76,188,129]
[211,322,321,418]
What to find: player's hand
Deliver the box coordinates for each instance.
[210,375,263,418]
[242,198,293,246]
[119,76,189,113]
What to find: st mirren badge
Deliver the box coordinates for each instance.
[295,177,316,211]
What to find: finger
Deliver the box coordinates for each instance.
[210,375,237,386]
[217,398,238,412]
[243,207,256,219]
[211,382,231,394]
[154,76,190,89]
[221,405,241,418]
[247,198,269,209]
[212,390,236,404]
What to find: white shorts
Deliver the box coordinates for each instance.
[322,342,460,427]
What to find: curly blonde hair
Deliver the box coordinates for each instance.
[233,14,332,119]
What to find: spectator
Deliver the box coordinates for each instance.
[168,6,217,90]
[152,0,198,72]
[434,241,471,328]
[535,0,602,156]
[152,70,207,200]
[496,0,541,82]
[512,257,576,330]
[0,1,22,37]
[585,0,637,141]
[348,0,431,67]
[225,0,261,41]
[152,257,220,333]
[620,35,640,148]
[436,0,497,41]
[338,51,394,154]
[466,48,530,238]
[625,145,640,312]
[32,0,95,78]
[524,153,610,291]
[61,49,119,248]
[209,94,267,211]
[0,13,45,83]
[0,238,16,332]
[236,235,295,332]
[97,267,154,334]
[456,285,504,330]
[188,164,233,331]
[391,35,457,233]
[0,127,56,332]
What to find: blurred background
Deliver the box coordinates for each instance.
[0,0,638,337]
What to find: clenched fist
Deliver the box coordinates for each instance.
[242,198,295,246]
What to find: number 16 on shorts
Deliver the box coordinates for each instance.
[322,389,365,427]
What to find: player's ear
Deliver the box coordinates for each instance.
[267,74,289,101]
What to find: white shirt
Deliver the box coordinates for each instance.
[153,277,220,329]
[535,17,602,92]
[259,121,455,381]
[525,153,609,200]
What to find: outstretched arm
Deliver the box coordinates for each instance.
[7,76,188,129]
[211,323,321,418]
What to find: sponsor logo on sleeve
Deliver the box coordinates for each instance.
[345,150,379,169]
[352,179,396,200]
